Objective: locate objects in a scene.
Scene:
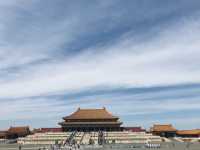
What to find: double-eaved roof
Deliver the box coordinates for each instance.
[151,124,177,132]
[63,107,118,120]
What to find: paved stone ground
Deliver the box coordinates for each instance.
[0,144,50,150]
[0,142,200,150]
[102,143,200,150]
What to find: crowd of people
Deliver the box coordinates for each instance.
[18,140,81,150]
[18,144,80,150]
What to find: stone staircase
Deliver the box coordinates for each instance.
[98,131,105,145]
[68,131,77,144]
[81,132,91,144]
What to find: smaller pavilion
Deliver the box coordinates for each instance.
[150,124,177,138]
[176,129,200,138]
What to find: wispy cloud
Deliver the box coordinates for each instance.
[0,0,200,129]
[0,14,200,98]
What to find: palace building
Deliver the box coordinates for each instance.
[150,124,177,138]
[0,126,31,139]
[59,107,123,132]
[176,129,200,138]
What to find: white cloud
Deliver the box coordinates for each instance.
[0,1,200,129]
[0,15,200,98]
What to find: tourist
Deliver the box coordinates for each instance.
[18,145,22,150]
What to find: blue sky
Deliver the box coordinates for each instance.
[0,0,200,130]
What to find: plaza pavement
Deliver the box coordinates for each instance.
[0,142,200,150]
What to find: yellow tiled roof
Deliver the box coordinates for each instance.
[63,107,118,120]
[151,124,177,132]
[177,129,200,135]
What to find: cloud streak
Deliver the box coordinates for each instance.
[0,14,200,98]
[0,0,200,129]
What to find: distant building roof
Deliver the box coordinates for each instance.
[63,107,118,120]
[123,127,146,132]
[0,131,8,138]
[151,124,177,132]
[40,128,63,133]
[32,128,62,133]
[177,129,200,135]
[8,126,30,135]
